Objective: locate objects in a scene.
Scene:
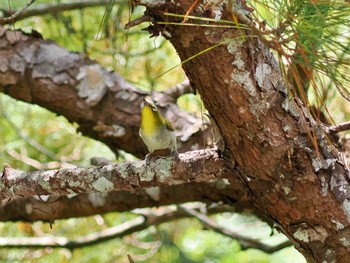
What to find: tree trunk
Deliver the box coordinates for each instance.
[139,1,350,262]
[0,0,349,261]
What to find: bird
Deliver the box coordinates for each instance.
[139,97,178,164]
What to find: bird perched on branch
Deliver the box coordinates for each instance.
[139,98,178,164]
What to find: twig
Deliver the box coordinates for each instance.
[328,121,350,134]
[178,205,292,253]
[6,149,44,170]
[0,0,119,24]
[1,111,57,160]
[0,0,36,24]
[182,0,201,23]
[124,15,154,30]
[124,239,161,261]
[127,255,135,263]
[226,6,289,57]
[0,217,145,249]
[124,237,161,250]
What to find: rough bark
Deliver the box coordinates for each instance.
[137,1,350,262]
[0,1,349,261]
[0,26,208,158]
[0,149,226,198]
[0,149,248,221]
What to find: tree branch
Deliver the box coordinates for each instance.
[0,203,290,253]
[0,149,226,199]
[0,181,249,222]
[178,205,292,254]
[328,121,350,134]
[0,27,209,157]
[153,79,193,105]
[0,203,233,249]
[0,0,36,24]
[0,0,120,24]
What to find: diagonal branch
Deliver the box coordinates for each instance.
[0,27,208,157]
[0,0,36,24]
[178,205,292,254]
[1,110,57,160]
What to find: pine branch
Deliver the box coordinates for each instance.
[0,149,226,199]
[0,27,208,157]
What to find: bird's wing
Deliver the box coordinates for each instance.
[164,118,174,131]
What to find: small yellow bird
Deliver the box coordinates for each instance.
[139,98,178,164]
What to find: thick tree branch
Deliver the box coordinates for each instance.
[0,182,248,222]
[0,27,209,158]
[153,79,192,105]
[0,149,251,222]
[0,149,225,198]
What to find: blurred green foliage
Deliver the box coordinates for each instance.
[8,0,350,261]
[250,0,350,124]
[0,212,306,263]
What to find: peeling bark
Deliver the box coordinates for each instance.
[0,149,249,222]
[0,149,227,198]
[137,0,350,261]
[0,1,349,261]
[0,27,208,158]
